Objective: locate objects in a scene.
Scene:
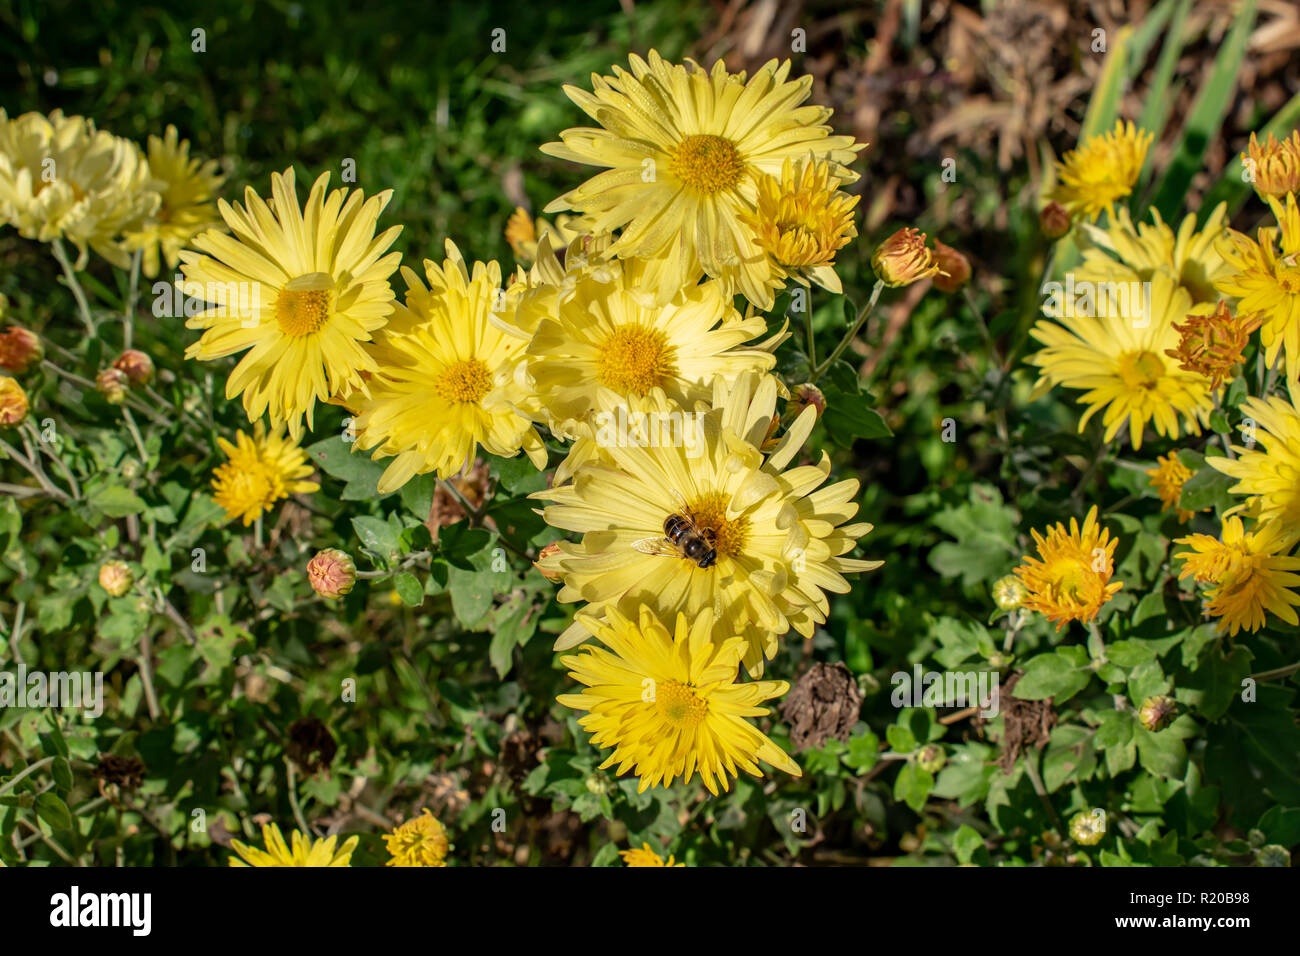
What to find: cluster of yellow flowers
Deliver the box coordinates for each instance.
[1018,123,1300,636]
[164,52,889,798]
[227,811,450,868]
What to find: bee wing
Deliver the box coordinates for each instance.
[631,536,681,558]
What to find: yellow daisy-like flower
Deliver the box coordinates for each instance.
[534,373,881,675]
[1146,452,1199,523]
[1013,506,1123,629]
[0,109,158,268]
[1077,203,1231,306]
[180,167,403,439]
[1050,120,1152,221]
[384,809,450,867]
[228,823,358,867]
[1209,386,1300,541]
[125,125,224,278]
[1243,130,1300,202]
[738,157,859,294]
[517,251,782,439]
[1215,191,1300,389]
[211,422,319,526]
[1175,517,1300,636]
[345,242,547,493]
[1028,274,1215,449]
[620,842,685,867]
[557,604,800,794]
[541,50,863,308]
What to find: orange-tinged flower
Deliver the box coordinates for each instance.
[1243,130,1300,202]
[620,842,684,867]
[1013,506,1123,629]
[872,227,942,287]
[0,375,28,427]
[931,240,971,293]
[1175,517,1300,636]
[0,325,42,375]
[1145,452,1201,523]
[1167,303,1262,390]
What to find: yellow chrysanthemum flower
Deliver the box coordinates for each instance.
[503,206,597,265]
[1028,274,1215,449]
[385,809,449,867]
[1175,517,1300,636]
[1243,130,1300,201]
[229,823,358,867]
[1050,120,1152,221]
[1013,506,1123,629]
[1209,386,1300,541]
[516,251,783,441]
[125,125,224,278]
[541,50,863,308]
[211,422,319,526]
[557,604,800,794]
[0,109,158,268]
[1077,203,1231,305]
[620,842,685,867]
[345,242,547,492]
[738,157,859,294]
[1146,452,1199,523]
[180,167,403,439]
[1215,191,1300,389]
[534,373,881,675]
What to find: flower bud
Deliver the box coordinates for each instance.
[0,376,29,428]
[931,240,971,293]
[916,744,946,774]
[1039,201,1072,239]
[0,326,43,375]
[96,367,130,404]
[112,349,155,387]
[1069,810,1106,846]
[787,383,826,421]
[535,542,565,583]
[1138,695,1177,733]
[98,560,135,597]
[871,227,942,287]
[992,575,1028,611]
[1256,844,1291,867]
[307,548,357,599]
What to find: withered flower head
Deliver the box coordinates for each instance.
[1167,303,1263,390]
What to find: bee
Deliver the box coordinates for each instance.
[632,494,717,569]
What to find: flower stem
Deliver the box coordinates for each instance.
[51,239,96,337]
[812,279,884,381]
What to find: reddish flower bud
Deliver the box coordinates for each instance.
[0,326,43,375]
[112,349,155,386]
[96,367,130,404]
[307,548,357,599]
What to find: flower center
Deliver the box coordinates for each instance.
[684,491,749,559]
[433,359,493,404]
[669,134,745,195]
[655,680,708,729]
[1116,349,1165,390]
[1043,557,1091,605]
[596,324,674,395]
[275,273,335,338]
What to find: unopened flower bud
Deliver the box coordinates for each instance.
[931,240,971,293]
[98,560,134,597]
[917,744,946,774]
[872,227,942,287]
[0,376,29,428]
[1069,810,1106,846]
[1256,844,1291,867]
[1138,695,1177,732]
[112,349,155,387]
[96,367,130,404]
[307,548,356,599]
[992,575,1028,611]
[535,542,565,583]
[787,383,826,420]
[1039,201,1072,239]
[0,326,43,375]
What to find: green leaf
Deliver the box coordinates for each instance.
[351,516,401,564]
[51,757,73,792]
[885,724,917,754]
[447,566,495,629]
[1013,652,1093,702]
[307,436,392,500]
[1184,644,1253,721]
[87,485,147,518]
[1132,0,1192,199]
[34,793,72,831]
[893,762,934,813]
[1079,26,1133,143]
[1149,0,1257,221]
[393,571,424,607]
[952,825,985,864]
[1177,464,1235,513]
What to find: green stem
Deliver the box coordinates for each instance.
[0,756,54,796]
[812,279,885,381]
[51,239,96,337]
[124,249,142,350]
